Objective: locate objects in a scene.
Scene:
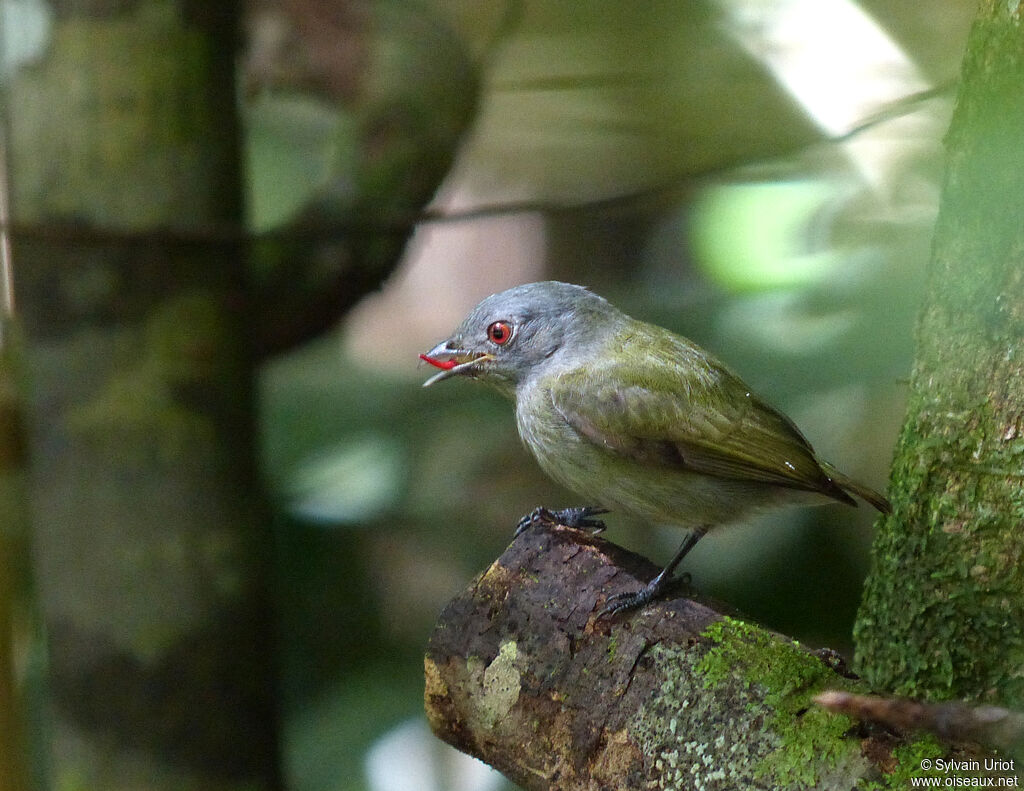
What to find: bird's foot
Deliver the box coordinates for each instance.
[600,572,692,617]
[514,506,610,537]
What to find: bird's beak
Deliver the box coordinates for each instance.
[419,341,494,387]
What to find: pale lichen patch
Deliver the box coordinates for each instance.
[480,640,522,729]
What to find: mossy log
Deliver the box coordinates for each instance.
[425,524,1003,791]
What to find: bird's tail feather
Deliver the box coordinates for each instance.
[823,463,892,514]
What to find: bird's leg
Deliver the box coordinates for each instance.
[515,506,610,537]
[600,527,707,617]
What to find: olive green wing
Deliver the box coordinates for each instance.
[549,333,855,504]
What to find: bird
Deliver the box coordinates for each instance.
[420,281,890,615]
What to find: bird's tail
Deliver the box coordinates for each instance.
[823,463,892,514]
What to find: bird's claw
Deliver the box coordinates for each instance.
[599,589,653,617]
[514,507,552,536]
[555,505,609,533]
[514,505,609,537]
[599,572,692,618]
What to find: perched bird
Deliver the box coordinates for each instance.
[420,281,890,615]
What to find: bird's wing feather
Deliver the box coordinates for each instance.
[548,331,854,502]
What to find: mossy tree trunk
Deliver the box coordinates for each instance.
[8,3,282,788]
[854,0,1024,706]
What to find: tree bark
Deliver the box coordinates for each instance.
[0,318,47,790]
[426,525,1006,790]
[854,0,1024,706]
[8,4,281,788]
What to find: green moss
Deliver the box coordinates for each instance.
[624,616,867,789]
[757,706,854,787]
[607,633,619,663]
[858,735,945,790]
[855,397,1024,703]
[628,640,771,790]
[695,617,862,788]
[855,4,1024,707]
[696,618,829,701]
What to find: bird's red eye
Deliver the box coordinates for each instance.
[487,320,513,345]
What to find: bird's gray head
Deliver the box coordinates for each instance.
[420,281,622,395]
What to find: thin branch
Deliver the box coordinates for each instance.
[1,79,956,255]
[816,691,1024,758]
[0,129,14,322]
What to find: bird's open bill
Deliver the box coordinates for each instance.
[419,342,494,387]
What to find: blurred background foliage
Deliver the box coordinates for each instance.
[1,0,977,789]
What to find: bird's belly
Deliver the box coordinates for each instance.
[516,390,781,529]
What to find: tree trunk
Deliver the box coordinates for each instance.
[0,316,48,790]
[8,4,281,788]
[854,0,1024,706]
